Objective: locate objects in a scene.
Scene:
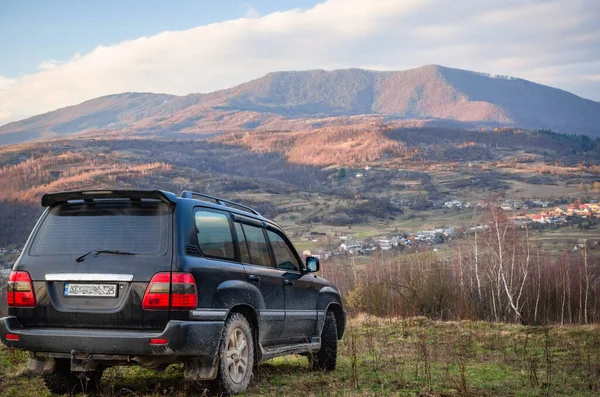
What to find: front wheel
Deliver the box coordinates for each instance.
[309,311,338,371]
[214,312,254,396]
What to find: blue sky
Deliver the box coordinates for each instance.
[0,0,598,125]
[0,0,318,78]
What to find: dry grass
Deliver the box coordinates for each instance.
[1,316,600,396]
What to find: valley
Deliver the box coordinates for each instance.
[0,124,598,263]
[1,65,599,310]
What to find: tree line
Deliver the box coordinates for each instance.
[322,206,600,325]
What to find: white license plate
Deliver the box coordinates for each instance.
[64,283,118,297]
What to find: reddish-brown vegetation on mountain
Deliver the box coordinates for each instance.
[215,123,416,166]
[2,65,599,146]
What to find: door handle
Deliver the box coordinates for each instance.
[284,279,293,286]
[248,275,260,283]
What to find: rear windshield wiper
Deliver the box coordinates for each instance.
[76,249,137,262]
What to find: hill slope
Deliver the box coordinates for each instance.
[1,65,599,144]
[220,65,600,134]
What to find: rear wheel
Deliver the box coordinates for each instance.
[309,311,338,371]
[214,312,254,396]
[42,359,103,395]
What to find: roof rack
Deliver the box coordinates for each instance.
[180,191,262,216]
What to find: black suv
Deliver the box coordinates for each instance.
[1,190,345,395]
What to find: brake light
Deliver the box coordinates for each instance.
[170,273,197,309]
[142,273,171,309]
[5,334,19,341]
[7,271,36,308]
[142,272,197,310]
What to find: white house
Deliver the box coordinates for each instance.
[444,200,463,209]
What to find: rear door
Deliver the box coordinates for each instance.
[233,219,286,345]
[15,199,173,330]
[266,228,318,343]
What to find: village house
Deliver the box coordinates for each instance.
[377,237,392,250]
[574,239,588,251]
[510,215,530,227]
[444,200,463,209]
[340,242,364,254]
[532,214,549,223]
[390,236,402,246]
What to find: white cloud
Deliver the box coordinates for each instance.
[240,2,261,18]
[38,60,63,71]
[0,76,15,91]
[0,0,598,125]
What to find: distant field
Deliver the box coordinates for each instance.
[2,316,599,396]
[531,227,600,252]
[505,180,582,199]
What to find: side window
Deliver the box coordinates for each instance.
[242,223,272,267]
[194,209,235,260]
[234,222,251,264]
[266,229,300,272]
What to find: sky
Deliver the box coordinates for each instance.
[0,0,598,125]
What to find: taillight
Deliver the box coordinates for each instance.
[142,272,197,310]
[7,271,36,308]
[170,273,197,309]
[142,273,171,310]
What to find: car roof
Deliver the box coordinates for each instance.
[41,189,274,226]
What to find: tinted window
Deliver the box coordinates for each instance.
[266,230,300,271]
[234,222,251,263]
[242,224,272,267]
[32,201,170,255]
[195,210,235,260]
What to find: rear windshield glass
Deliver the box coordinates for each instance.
[31,201,171,255]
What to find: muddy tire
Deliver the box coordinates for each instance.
[42,359,102,395]
[214,312,254,396]
[309,311,337,371]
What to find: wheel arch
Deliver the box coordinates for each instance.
[228,304,261,361]
[326,303,345,340]
[317,286,345,340]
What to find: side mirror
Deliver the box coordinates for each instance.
[305,256,320,273]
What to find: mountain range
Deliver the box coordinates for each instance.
[1,64,599,145]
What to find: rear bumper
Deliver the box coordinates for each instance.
[0,316,223,357]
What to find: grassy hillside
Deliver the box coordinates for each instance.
[1,316,599,396]
[0,126,598,250]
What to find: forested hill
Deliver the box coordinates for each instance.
[1,65,599,145]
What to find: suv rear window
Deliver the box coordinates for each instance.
[31,201,171,255]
